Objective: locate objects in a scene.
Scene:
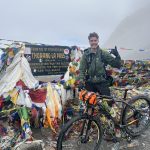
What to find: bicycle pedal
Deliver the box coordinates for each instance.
[112,137,120,143]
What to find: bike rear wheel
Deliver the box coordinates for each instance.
[123,95,150,137]
[57,114,102,150]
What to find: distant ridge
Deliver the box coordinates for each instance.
[104,4,150,60]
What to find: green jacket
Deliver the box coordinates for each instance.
[79,47,121,83]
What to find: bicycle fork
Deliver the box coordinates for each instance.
[80,107,94,143]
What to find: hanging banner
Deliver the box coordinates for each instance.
[139,49,145,51]
[24,44,71,76]
[119,48,133,50]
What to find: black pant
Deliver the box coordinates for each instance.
[85,82,111,96]
[85,82,112,106]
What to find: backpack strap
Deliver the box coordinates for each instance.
[84,48,93,69]
[99,49,107,79]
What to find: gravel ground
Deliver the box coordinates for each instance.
[32,127,150,150]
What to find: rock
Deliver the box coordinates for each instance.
[14,140,45,150]
[142,143,146,147]
[127,140,139,148]
[111,142,120,150]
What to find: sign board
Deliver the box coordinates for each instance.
[25,45,71,76]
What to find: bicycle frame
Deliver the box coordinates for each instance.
[97,99,137,128]
[76,99,138,145]
[97,87,140,126]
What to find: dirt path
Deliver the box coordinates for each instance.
[32,127,150,150]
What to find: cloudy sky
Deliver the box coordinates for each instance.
[0,0,149,47]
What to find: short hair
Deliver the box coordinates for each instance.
[88,32,99,40]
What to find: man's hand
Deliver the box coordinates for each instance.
[110,46,120,57]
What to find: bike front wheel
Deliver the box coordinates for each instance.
[57,114,102,150]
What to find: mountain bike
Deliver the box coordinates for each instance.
[57,86,150,150]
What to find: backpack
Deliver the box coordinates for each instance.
[79,90,97,105]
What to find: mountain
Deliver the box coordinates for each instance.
[104,4,150,60]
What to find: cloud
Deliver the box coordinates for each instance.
[0,0,149,46]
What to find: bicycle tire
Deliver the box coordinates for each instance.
[57,114,102,150]
[122,95,150,137]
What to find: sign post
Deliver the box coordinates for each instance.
[25,45,71,76]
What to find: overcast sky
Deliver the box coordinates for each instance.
[0,0,149,47]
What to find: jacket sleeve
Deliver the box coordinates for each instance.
[102,50,121,68]
[78,54,88,81]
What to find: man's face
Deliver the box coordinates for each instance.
[89,37,99,49]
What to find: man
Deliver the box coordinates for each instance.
[78,32,121,96]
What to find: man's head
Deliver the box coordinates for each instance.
[88,32,99,49]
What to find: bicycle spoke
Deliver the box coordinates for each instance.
[124,97,150,136]
[61,118,100,150]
